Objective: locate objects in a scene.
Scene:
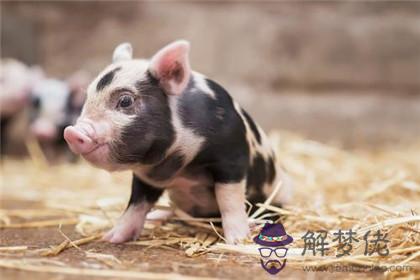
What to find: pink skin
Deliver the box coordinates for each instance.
[102,206,174,243]
[63,124,96,154]
[63,120,112,169]
[102,204,152,243]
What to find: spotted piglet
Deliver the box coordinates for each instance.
[64,41,293,244]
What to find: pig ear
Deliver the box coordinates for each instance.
[112,42,133,63]
[149,40,191,95]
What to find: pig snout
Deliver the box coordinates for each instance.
[63,125,96,155]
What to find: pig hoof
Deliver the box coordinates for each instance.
[223,219,250,245]
[102,205,147,243]
[102,223,142,243]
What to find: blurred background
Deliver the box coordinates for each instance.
[1,1,420,158]
[1,3,420,279]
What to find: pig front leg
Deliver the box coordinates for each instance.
[215,181,250,244]
[103,174,163,243]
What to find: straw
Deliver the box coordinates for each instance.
[1,131,419,278]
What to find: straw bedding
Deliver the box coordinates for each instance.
[0,131,419,279]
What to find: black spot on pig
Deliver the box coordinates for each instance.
[96,67,121,91]
[180,77,249,183]
[241,108,261,144]
[246,153,267,201]
[147,150,185,181]
[29,95,40,122]
[267,155,276,184]
[110,72,174,164]
[32,96,40,110]
[246,153,282,219]
[128,174,163,205]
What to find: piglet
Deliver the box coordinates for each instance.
[27,71,89,163]
[30,71,89,143]
[64,41,293,244]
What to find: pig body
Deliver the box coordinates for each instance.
[64,41,292,244]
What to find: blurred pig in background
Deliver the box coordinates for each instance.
[0,59,42,117]
[29,70,89,160]
[0,59,90,161]
[0,59,43,154]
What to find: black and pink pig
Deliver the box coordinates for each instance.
[64,41,293,244]
[30,71,89,145]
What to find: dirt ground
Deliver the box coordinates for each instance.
[0,200,385,280]
[1,126,419,279]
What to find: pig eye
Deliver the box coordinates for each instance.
[118,95,134,108]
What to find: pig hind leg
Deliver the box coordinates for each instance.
[215,180,250,244]
[246,154,292,219]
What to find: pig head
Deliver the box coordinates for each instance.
[64,41,190,171]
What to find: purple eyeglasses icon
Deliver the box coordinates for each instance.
[258,247,288,258]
